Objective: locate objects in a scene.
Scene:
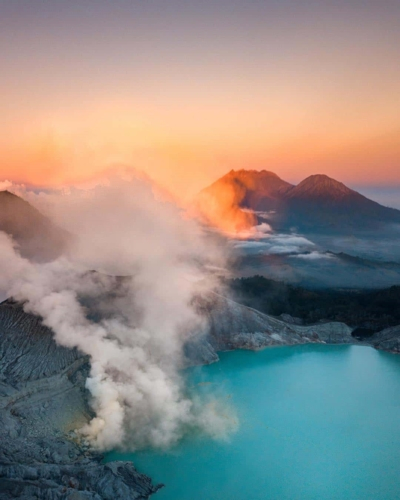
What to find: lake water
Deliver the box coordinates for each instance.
[107,345,400,500]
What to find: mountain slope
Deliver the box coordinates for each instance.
[194,170,293,232]
[281,174,400,231]
[0,191,69,261]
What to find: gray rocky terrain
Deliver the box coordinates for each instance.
[1,293,399,499]
[188,293,355,365]
[0,301,160,500]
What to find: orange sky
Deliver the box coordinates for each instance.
[1,1,399,199]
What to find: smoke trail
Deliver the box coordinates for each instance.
[0,174,236,450]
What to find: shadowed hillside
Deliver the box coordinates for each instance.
[0,191,69,261]
[228,276,400,336]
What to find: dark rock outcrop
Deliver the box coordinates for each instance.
[369,325,400,353]
[0,462,158,500]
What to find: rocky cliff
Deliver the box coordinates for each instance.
[186,293,355,365]
[0,301,160,500]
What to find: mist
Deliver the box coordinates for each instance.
[0,173,237,451]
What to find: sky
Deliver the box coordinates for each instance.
[1,0,400,199]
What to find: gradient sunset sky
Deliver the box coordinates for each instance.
[1,0,399,198]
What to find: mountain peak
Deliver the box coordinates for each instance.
[223,169,293,193]
[226,169,282,180]
[0,189,19,198]
[286,174,354,200]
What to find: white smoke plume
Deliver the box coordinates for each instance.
[0,173,236,450]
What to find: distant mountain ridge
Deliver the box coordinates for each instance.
[196,170,400,233]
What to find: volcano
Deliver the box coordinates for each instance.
[197,171,400,233]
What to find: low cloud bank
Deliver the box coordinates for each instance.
[232,230,315,256]
[0,174,237,451]
[290,251,335,261]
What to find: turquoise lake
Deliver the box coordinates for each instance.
[107,345,400,500]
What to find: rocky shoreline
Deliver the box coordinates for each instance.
[1,296,399,499]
